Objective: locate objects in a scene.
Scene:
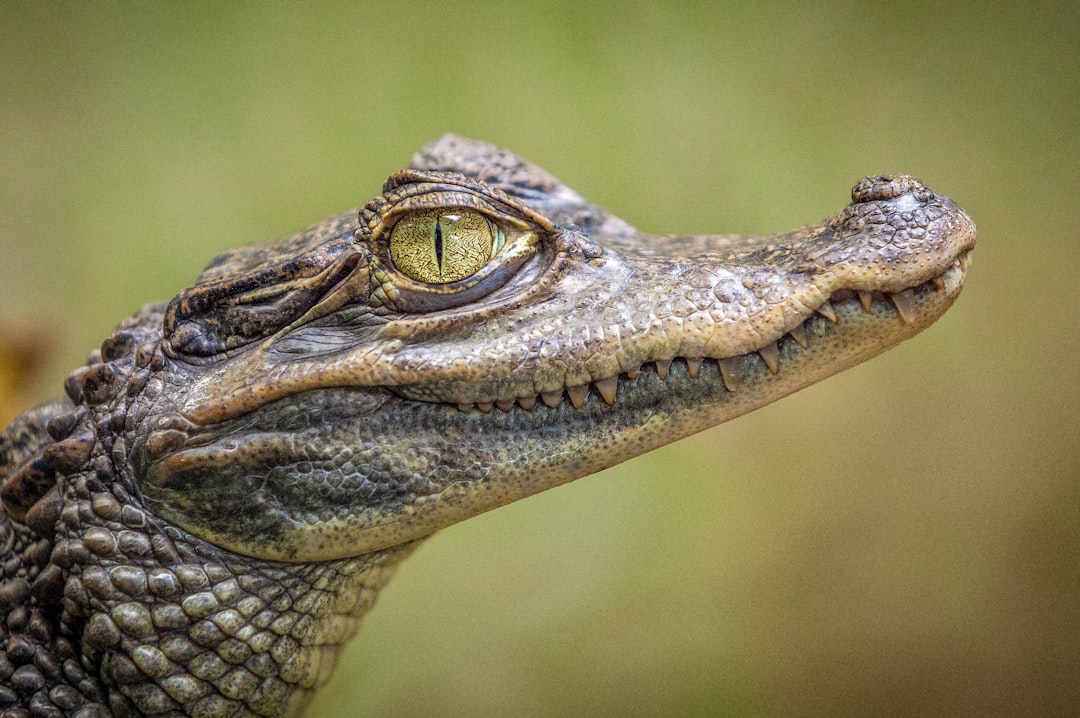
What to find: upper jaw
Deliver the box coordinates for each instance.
[388,175,975,409]
[446,246,972,415]
[173,174,974,424]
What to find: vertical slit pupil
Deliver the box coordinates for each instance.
[434,218,444,271]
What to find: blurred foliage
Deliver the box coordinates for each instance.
[1,1,1077,716]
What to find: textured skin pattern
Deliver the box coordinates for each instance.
[0,309,414,716]
[0,137,974,716]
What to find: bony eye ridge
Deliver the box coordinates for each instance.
[389,209,507,284]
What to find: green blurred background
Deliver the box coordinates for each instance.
[1,2,1076,716]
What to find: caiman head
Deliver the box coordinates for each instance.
[72,134,972,564]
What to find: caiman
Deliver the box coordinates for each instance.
[0,136,975,716]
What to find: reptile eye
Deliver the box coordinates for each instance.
[389,209,507,284]
[361,171,559,314]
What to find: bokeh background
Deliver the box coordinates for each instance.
[1,2,1076,716]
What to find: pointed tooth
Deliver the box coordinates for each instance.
[594,376,618,405]
[625,363,641,380]
[816,300,837,322]
[655,359,671,380]
[858,290,873,313]
[541,390,564,408]
[495,399,516,413]
[889,288,918,324]
[685,357,703,379]
[475,401,494,414]
[567,384,589,409]
[789,324,808,348]
[757,343,780,375]
[517,395,537,411]
[932,275,946,291]
[718,357,739,391]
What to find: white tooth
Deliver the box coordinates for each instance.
[541,391,563,408]
[890,288,918,324]
[816,300,837,322]
[718,357,739,391]
[858,290,873,313]
[789,324,809,348]
[594,376,618,405]
[757,343,779,375]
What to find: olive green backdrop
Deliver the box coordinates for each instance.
[1,2,1076,716]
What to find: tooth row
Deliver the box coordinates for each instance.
[457,266,958,414]
[843,261,957,326]
[456,347,777,414]
[453,343,789,414]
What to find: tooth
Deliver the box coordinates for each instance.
[495,399,515,412]
[518,395,537,411]
[457,403,474,413]
[816,300,837,322]
[475,402,493,414]
[594,376,618,405]
[567,384,589,409]
[889,288,918,324]
[858,290,873,313]
[789,324,808,348]
[718,357,739,391]
[541,390,563,408]
[625,364,641,380]
[655,359,671,380]
[757,343,779,375]
[932,275,946,291]
[685,357,703,379]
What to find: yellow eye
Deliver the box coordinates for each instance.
[388,210,507,283]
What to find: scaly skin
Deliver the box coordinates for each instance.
[0,136,974,716]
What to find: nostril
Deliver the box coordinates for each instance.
[851,175,933,204]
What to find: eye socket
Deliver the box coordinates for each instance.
[388,209,507,283]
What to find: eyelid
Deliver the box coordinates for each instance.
[378,239,539,313]
[368,178,525,229]
[379,198,532,236]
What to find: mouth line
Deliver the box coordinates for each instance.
[454,251,972,415]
